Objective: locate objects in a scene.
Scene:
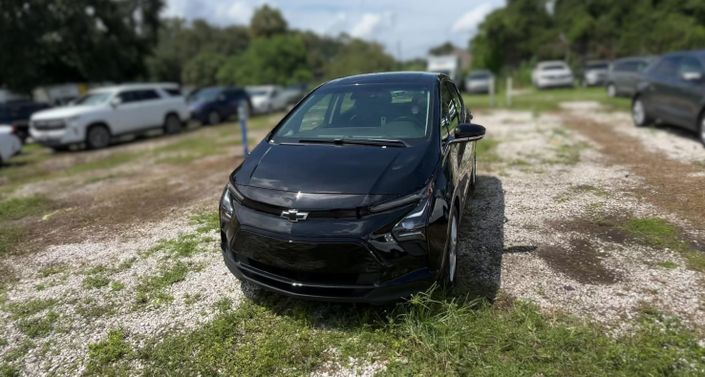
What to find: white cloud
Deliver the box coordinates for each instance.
[350,13,383,38]
[451,3,496,33]
[222,2,254,24]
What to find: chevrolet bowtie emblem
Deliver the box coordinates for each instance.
[281,209,309,222]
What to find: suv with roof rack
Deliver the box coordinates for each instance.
[30,83,189,150]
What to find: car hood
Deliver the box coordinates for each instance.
[234,141,438,200]
[31,105,100,120]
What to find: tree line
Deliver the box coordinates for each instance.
[471,0,705,73]
[0,2,399,92]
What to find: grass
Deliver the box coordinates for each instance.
[134,261,191,306]
[83,289,705,376]
[16,311,59,338]
[623,217,705,273]
[0,226,25,255]
[191,211,219,235]
[464,86,631,114]
[4,298,56,319]
[0,363,19,377]
[82,274,111,289]
[85,329,133,376]
[476,137,501,164]
[0,196,53,222]
[76,300,117,319]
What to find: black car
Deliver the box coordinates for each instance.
[632,50,705,146]
[0,99,50,143]
[606,56,656,97]
[188,86,251,125]
[219,72,486,303]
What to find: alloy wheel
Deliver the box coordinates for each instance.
[448,214,458,283]
[87,126,110,149]
[164,114,181,134]
[632,99,645,126]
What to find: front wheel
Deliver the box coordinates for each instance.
[440,210,459,288]
[632,97,652,128]
[208,111,221,125]
[86,125,110,150]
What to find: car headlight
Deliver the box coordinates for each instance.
[65,115,80,126]
[370,181,434,242]
[220,182,244,221]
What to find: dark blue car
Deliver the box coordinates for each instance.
[188,87,252,125]
[0,99,50,143]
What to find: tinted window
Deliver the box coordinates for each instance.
[139,89,160,100]
[165,88,182,96]
[445,82,461,133]
[650,57,679,80]
[271,83,432,143]
[440,83,453,140]
[678,56,703,76]
[119,89,160,103]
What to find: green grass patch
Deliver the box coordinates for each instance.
[82,274,111,289]
[0,196,53,221]
[191,211,219,235]
[84,289,705,376]
[16,311,58,338]
[0,226,26,255]
[464,86,631,114]
[149,234,204,258]
[135,262,191,306]
[85,329,133,375]
[476,137,501,163]
[67,151,142,175]
[4,298,56,319]
[76,300,117,319]
[657,261,678,269]
[624,217,705,273]
[0,363,19,377]
[38,263,68,278]
[110,281,125,292]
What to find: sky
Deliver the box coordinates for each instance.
[163,0,506,59]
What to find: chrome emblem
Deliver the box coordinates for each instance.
[281,209,309,222]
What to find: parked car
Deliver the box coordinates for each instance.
[0,99,50,143]
[465,70,494,94]
[532,61,574,89]
[0,125,22,166]
[246,85,288,114]
[219,72,485,302]
[30,83,190,150]
[606,56,656,97]
[280,84,309,106]
[632,50,705,146]
[188,86,251,125]
[582,60,610,86]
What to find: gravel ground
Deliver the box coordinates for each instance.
[1,106,704,375]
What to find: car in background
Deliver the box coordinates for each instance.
[0,99,50,143]
[632,50,705,146]
[0,125,22,166]
[280,84,309,107]
[219,72,485,302]
[464,70,494,94]
[582,60,610,86]
[532,61,574,89]
[606,56,656,97]
[246,85,288,114]
[30,83,189,150]
[188,86,251,125]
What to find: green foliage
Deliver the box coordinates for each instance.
[16,311,58,338]
[324,39,398,80]
[4,298,56,319]
[429,41,457,56]
[135,262,190,306]
[182,52,228,87]
[218,34,312,86]
[86,329,133,375]
[472,0,705,71]
[249,5,288,39]
[0,0,164,92]
[623,217,705,272]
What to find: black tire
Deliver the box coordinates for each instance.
[440,208,459,288]
[51,145,71,153]
[632,96,652,128]
[85,125,110,150]
[698,111,705,147]
[163,113,182,134]
[208,111,221,125]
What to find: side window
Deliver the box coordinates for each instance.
[118,91,138,103]
[447,82,462,130]
[138,89,160,101]
[165,88,182,96]
[650,57,679,80]
[678,56,703,79]
[299,94,332,131]
[439,83,452,140]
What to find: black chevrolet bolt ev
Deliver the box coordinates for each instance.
[219,72,486,303]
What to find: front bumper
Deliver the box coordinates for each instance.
[220,200,436,303]
[29,127,83,147]
[536,76,574,88]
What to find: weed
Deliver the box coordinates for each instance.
[191,211,219,235]
[85,329,133,375]
[4,298,56,319]
[16,311,58,338]
[0,196,53,221]
[111,281,125,292]
[0,226,26,255]
[657,261,678,269]
[0,363,19,377]
[76,301,117,319]
[183,293,202,305]
[83,274,110,289]
[38,263,68,278]
[135,262,190,306]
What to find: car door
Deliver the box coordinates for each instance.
[643,56,680,123]
[112,90,151,133]
[669,55,705,130]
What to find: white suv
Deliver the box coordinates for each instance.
[30,84,190,150]
[532,61,575,89]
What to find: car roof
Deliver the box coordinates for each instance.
[325,72,443,87]
[90,83,179,93]
[614,55,657,63]
[663,49,705,59]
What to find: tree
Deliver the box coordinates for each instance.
[324,39,398,79]
[182,52,228,87]
[217,35,312,86]
[0,0,163,92]
[250,5,287,39]
[429,42,456,56]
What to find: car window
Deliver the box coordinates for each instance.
[165,88,182,96]
[76,92,112,105]
[119,89,160,103]
[138,89,160,101]
[271,83,433,143]
[445,82,461,133]
[650,57,679,80]
[440,82,453,140]
[678,56,703,77]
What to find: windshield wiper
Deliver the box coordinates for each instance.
[297,138,407,147]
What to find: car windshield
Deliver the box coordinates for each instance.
[271,83,433,145]
[542,64,567,71]
[188,89,220,103]
[74,92,112,106]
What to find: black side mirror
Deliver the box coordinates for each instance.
[452,123,485,143]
